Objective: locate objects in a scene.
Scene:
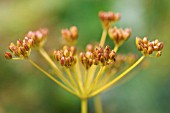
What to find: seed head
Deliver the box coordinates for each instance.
[99,11,121,29]
[80,45,116,69]
[53,46,77,68]
[108,27,131,46]
[136,37,164,57]
[61,26,78,44]
[26,28,48,47]
[5,37,34,59]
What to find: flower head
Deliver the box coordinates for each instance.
[80,45,116,69]
[53,46,77,67]
[136,37,164,57]
[108,27,131,46]
[61,26,78,45]
[99,11,121,29]
[26,28,48,47]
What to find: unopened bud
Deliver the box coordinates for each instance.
[4,52,12,59]
[156,51,161,57]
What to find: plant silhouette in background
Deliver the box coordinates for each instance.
[4,11,164,113]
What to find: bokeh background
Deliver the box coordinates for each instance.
[0,0,170,113]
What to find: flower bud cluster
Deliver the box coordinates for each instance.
[53,46,77,67]
[61,26,78,44]
[136,37,163,57]
[108,27,131,45]
[99,11,121,29]
[80,45,116,69]
[26,28,48,47]
[5,37,34,59]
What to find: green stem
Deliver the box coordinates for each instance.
[113,45,119,52]
[94,95,103,113]
[28,59,78,97]
[81,99,88,113]
[99,29,107,47]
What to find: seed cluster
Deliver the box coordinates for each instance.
[53,46,77,67]
[99,11,121,29]
[26,28,48,47]
[4,28,48,59]
[61,26,78,44]
[5,37,34,59]
[80,45,116,69]
[136,37,164,57]
[108,27,131,45]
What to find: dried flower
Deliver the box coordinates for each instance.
[80,45,116,69]
[136,37,164,57]
[61,26,78,45]
[99,11,121,29]
[53,46,77,67]
[26,28,48,47]
[108,27,131,46]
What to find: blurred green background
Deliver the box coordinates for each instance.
[0,0,170,113]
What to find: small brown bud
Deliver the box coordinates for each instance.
[93,58,99,65]
[4,52,12,59]
[27,31,35,38]
[61,57,65,66]
[147,46,153,54]
[17,39,23,47]
[157,42,163,50]
[23,43,29,51]
[105,45,111,52]
[64,49,69,57]
[70,26,78,40]
[8,43,15,52]
[154,39,159,45]
[156,51,161,57]
[109,50,116,60]
[80,52,85,59]
[19,47,26,55]
[28,38,34,47]
[86,44,93,52]
[70,46,76,55]
[86,51,93,59]
[153,46,159,51]
[143,37,148,44]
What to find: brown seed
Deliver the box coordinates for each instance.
[70,46,76,55]
[4,52,12,59]
[147,46,153,54]
[86,44,93,52]
[143,37,148,44]
[156,51,161,57]
[61,57,65,66]
[64,49,69,57]
[70,26,78,39]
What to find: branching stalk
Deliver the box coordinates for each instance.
[28,59,79,97]
[89,55,145,98]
